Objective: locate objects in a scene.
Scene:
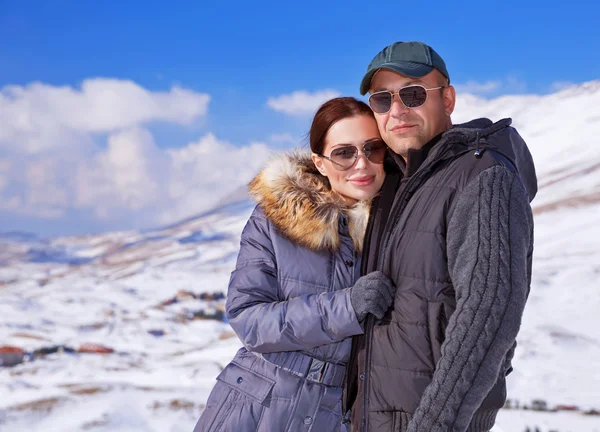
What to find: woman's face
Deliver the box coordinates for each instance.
[312,115,386,204]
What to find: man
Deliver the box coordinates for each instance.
[343,41,537,432]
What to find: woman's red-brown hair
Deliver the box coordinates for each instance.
[309,97,374,155]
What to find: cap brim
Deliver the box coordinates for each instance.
[359,62,435,95]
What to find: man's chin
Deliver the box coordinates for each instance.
[387,139,422,156]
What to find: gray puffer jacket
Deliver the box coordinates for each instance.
[193,151,369,432]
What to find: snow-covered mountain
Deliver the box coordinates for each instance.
[0,200,255,431]
[1,81,600,432]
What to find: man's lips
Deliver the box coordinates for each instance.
[348,176,375,186]
[390,124,416,134]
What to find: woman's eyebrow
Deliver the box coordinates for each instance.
[329,143,353,149]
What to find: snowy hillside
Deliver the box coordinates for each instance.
[1,81,600,432]
[0,201,255,431]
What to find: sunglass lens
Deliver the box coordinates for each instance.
[399,86,427,108]
[369,93,392,113]
[330,146,358,169]
[364,141,387,164]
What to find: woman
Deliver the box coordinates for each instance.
[193,97,394,432]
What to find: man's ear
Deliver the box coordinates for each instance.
[311,153,328,177]
[443,85,456,117]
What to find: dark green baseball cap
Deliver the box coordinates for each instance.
[360,41,450,95]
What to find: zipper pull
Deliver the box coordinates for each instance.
[474,132,482,158]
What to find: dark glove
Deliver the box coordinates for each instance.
[350,271,395,322]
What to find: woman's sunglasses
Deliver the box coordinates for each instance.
[318,139,387,171]
[368,84,444,114]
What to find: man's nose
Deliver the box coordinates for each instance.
[389,93,409,117]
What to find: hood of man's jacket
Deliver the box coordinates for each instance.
[438,117,538,203]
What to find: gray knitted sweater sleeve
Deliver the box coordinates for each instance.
[406,165,534,432]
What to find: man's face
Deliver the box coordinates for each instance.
[369,69,455,159]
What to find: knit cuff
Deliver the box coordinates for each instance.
[467,409,499,432]
[394,411,412,430]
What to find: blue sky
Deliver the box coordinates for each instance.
[1,0,599,236]
[3,0,599,146]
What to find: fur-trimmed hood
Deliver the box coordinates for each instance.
[249,151,371,253]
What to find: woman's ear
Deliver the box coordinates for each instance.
[311,153,328,177]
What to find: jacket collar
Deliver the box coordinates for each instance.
[390,132,443,178]
[248,150,370,253]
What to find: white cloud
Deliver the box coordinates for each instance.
[0,160,10,192]
[269,133,297,145]
[0,155,71,219]
[2,127,272,228]
[453,80,501,94]
[503,75,528,94]
[550,81,576,92]
[453,76,527,96]
[157,133,272,225]
[0,78,210,154]
[75,128,162,214]
[0,78,274,234]
[267,89,340,115]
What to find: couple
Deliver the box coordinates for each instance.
[193,41,537,432]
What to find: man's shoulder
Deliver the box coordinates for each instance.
[445,147,509,187]
[460,148,517,172]
[449,150,532,212]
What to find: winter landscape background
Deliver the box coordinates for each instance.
[2,2,600,430]
[1,81,600,432]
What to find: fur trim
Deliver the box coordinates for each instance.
[249,150,371,253]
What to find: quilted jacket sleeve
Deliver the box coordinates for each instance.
[225,206,364,354]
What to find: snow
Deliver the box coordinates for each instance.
[2,81,600,431]
[494,410,600,432]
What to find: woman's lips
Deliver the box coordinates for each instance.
[348,176,375,186]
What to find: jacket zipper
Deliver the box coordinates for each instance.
[342,202,381,421]
[360,181,412,431]
[361,175,416,432]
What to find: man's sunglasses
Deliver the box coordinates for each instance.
[317,139,387,171]
[368,85,444,114]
